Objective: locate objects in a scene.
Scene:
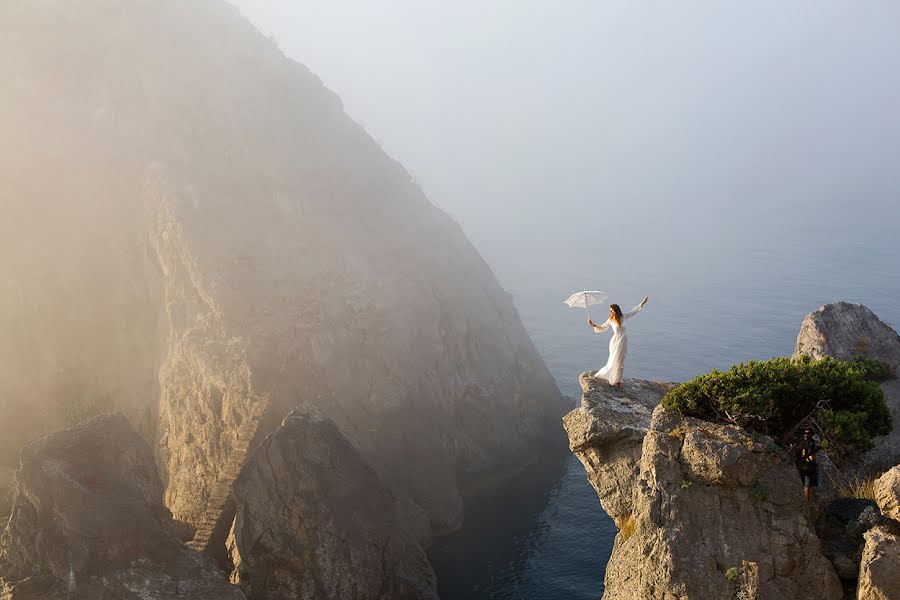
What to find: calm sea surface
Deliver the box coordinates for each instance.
[429,201,900,599]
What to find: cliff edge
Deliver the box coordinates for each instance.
[566,374,841,599]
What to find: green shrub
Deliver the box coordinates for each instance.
[847,355,895,382]
[661,356,892,455]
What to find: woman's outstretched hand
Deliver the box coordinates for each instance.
[588,318,597,328]
[641,295,649,306]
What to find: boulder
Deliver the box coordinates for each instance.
[793,302,900,368]
[857,525,900,600]
[874,466,900,524]
[793,302,900,470]
[563,373,669,519]
[226,410,437,600]
[601,406,842,600]
[0,414,244,600]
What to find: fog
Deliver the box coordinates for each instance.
[230,0,900,388]
[230,0,900,274]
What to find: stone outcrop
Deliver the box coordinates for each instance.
[605,406,842,599]
[857,525,900,600]
[793,302,900,369]
[856,464,900,599]
[874,465,900,522]
[566,376,844,599]
[226,410,436,600]
[0,0,564,539]
[793,302,900,469]
[0,414,244,600]
[563,373,670,519]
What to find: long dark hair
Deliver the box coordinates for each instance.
[609,304,623,326]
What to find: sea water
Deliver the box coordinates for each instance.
[429,200,900,599]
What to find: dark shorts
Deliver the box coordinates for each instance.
[800,464,819,488]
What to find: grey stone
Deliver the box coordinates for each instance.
[563,373,670,519]
[226,410,437,600]
[0,414,244,600]
[793,302,900,368]
[605,406,843,599]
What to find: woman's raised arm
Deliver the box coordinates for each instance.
[624,296,649,319]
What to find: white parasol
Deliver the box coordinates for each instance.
[564,290,608,322]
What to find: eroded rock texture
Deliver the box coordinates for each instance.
[566,377,844,600]
[875,466,900,522]
[227,410,436,600]
[793,302,900,470]
[0,0,564,536]
[563,372,670,519]
[0,414,243,600]
[856,466,900,599]
[605,406,842,600]
[857,525,900,600]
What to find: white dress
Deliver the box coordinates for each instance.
[592,301,646,385]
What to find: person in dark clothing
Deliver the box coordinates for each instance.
[797,427,819,503]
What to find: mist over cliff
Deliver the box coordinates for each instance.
[0,0,564,539]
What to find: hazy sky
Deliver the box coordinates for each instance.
[227,1,900,329]
[229,1,900,243]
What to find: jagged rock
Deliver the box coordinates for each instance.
[817,499,882,580]
[874,465,900,522]
[226,410,437,600]
[793,302,900,470]
[0,414,244,600]
[857,525,900,600]
[0,0,564,537]
[563,373,670,519]
[597,405,842,600]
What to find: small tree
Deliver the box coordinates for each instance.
[662,356,892,460]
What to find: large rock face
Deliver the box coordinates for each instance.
[0,0,563,535]
[226,411,436,600]
[565,378,844,600]
[793,302,900,469]
[604,406,842,600]
[0,414,244,600]
[563,373,669,520]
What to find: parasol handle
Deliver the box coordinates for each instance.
[585,292,591,323]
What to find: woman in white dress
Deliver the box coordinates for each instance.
[588,296,649,387]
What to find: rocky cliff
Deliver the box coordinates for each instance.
[567,302,900,599]
[566,375,842,599]
[0,0,564,541]
[0,414,244,600]
[227,410,436,600]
